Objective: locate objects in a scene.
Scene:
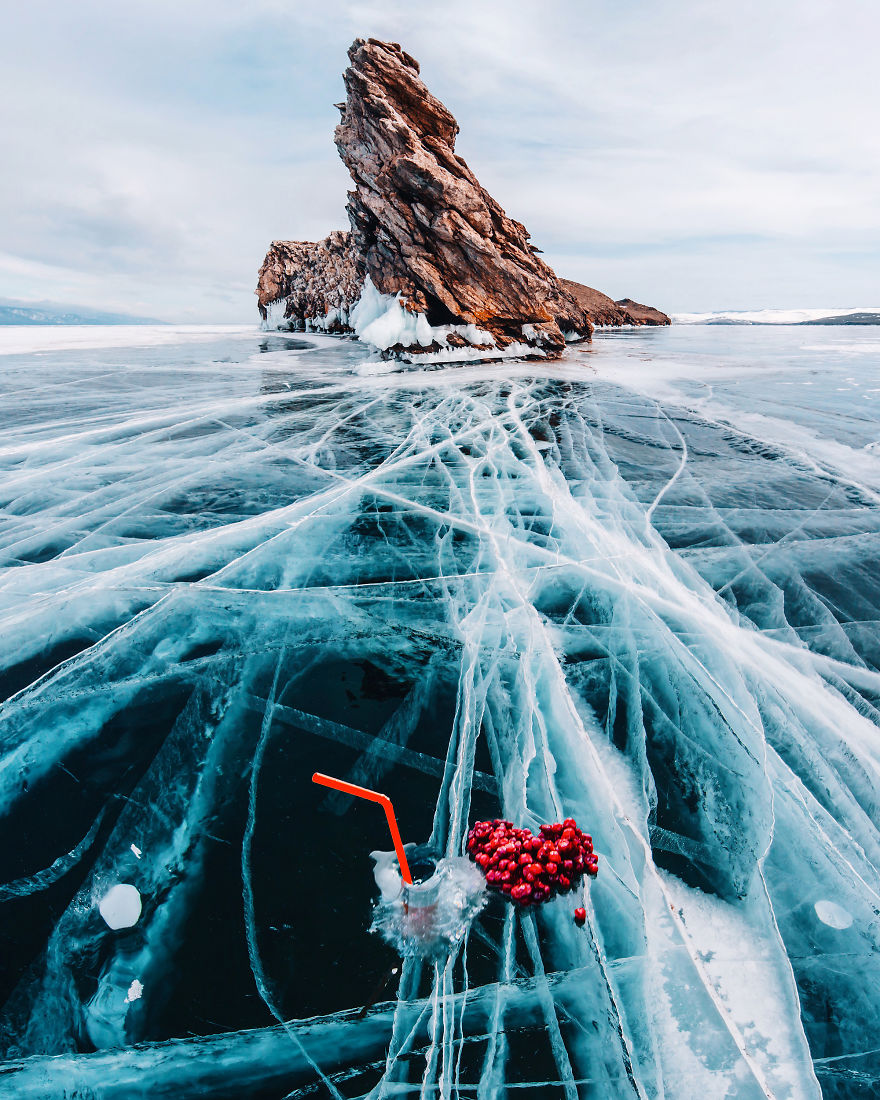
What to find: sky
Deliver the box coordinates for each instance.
[2,0,879,321]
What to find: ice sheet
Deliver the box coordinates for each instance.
[0,324,257,356]
[0,324,878,1097]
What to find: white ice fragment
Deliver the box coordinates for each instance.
[372,849,405,902]
[98,884,142,930]
[130,844,142,859]
[814,899,853,929]
[124,979,144,1003]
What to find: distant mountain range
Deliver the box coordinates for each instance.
[0,298,163,326]
[800,312,880,325]
[675,308,880,326]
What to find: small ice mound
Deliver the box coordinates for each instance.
[814,899,853,929]
[370,846,487,958]
[98,884,142,930]
[354,359,404,377]
[124,979,144,1004]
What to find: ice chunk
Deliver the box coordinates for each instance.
[350,277,434,350]
[98,884,142,930]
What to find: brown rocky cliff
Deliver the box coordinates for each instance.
[256,38,669,355]
[257,233,361,328]
[560,280,670,327]
[332,38,590,353]
[615,298,671,326]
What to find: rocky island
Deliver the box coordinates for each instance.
[257,38,669,361]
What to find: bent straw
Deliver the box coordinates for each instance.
[311,772,413,884]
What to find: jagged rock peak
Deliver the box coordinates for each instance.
[332,37,591,356]
[256,40,669,360]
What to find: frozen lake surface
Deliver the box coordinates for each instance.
[0,324,879,1098]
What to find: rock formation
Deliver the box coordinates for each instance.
[615,298,671,326]
[257,233,360,331]
[257,38,668,358]
[332,38,590,356]
[559,280,670,327]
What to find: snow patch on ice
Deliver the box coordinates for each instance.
[659,872,818,1097]
[353,359,405,377]
[813,899,853,929]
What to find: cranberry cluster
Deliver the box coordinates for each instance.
[466,818,598,907]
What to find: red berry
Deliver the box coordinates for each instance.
[574,907,586,925]
[469,819,599,906]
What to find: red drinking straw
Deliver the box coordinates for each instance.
[311,772,413,884]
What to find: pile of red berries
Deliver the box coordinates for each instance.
[466,818,598,906]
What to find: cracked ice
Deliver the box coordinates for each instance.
[0,324,879,1098]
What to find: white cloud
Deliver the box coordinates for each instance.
[1,0,877,318]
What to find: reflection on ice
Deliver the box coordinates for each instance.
[0,324,878,1097]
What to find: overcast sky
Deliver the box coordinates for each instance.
[2,0,878,321]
